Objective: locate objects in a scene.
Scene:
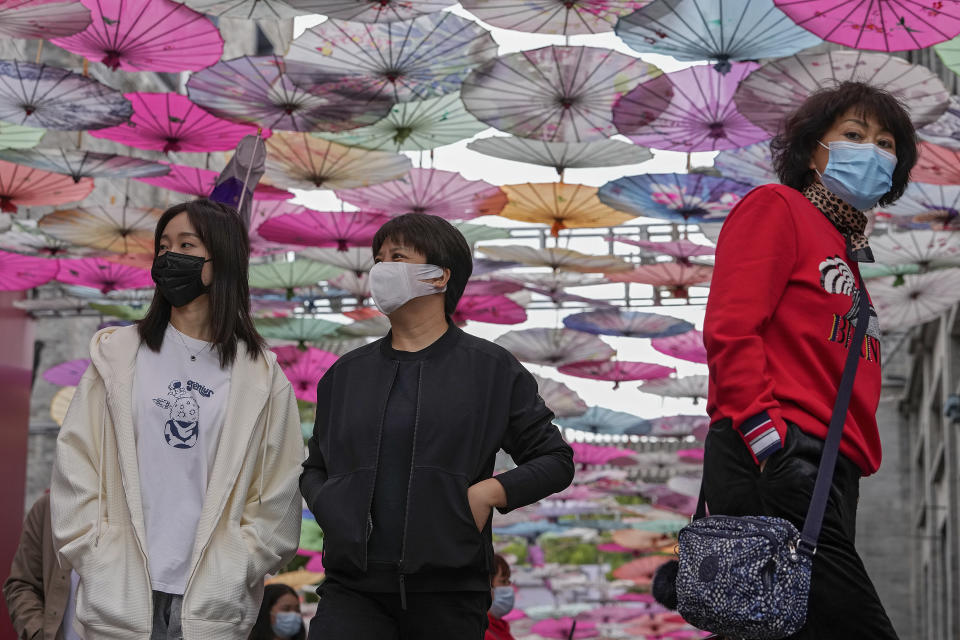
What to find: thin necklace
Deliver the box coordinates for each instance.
[171,326,209,363]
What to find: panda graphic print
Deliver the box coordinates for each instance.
[154,379,214,449]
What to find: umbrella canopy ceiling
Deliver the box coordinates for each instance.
[713,140,777,186]
[300,246,375,273]
[869,269,960,330]
[135,161,292,200]
[255,316,343,346]
[180,0,303,19]
[460,0,651,35]
[0,0,91,39]
[605,263,714,297]
[498,182,634,237]
[37,205,162,255]
[248,259,344,295]
[912,141,960,185]
[56,256,153,293]
[610,237,715,263]
[286,0,453,22]
[918,95,960,150]
[494,327,615,367]
[272,345,339,403]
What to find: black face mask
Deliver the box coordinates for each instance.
[151,251,210,308]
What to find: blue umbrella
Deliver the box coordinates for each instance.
[493,521,567,540]
[714,140,778,187]
[563,308,693,339]
[556,406,650,435]
[599,172,752,224]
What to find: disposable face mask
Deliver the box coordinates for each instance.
[151,251,211,308]
[271,611,302,638]
[368,261,446,315]
[489,586,515,618]
[816,140,896,211]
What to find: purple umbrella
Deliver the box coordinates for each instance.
[647,414,710,438]
[563,308,693,339]
[599,172,753,224]
[532,374,588,418]
[42,358,90,386]
[494,327,614,367]
[0,249,59,290]
[713,140,777,186]
[651,329,707,364]
[558,360,675,389]
[257,209,389,251]
[0,0,91,39]
[287,0,452,22]
[608,236,714,264]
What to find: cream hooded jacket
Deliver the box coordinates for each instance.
[50,325,303,640]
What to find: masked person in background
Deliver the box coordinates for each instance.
[50,199,304,640]
[301,213,575,639]
[249,584,305,640]
[485,555,517,640]
[702,82,917,638]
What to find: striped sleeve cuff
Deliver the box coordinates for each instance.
[737,411,783,463]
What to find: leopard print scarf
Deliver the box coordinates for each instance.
[802,182,874,263]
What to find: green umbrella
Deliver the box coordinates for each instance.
[935,35,960,79]
[859,262,921,286]
[452,221,511,246]
[248,260,344,299]
[0,121,44,150]
[89,302,147,320]
[256,316,343,348]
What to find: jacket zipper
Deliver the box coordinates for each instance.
[362,361,399,571]
[396,362,424,610]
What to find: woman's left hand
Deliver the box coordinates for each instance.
[467,478,507,532]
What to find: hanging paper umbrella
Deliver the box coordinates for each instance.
[530,617,598,638]
[869,269,960,330]
[286,12,498,102]
[911,142,960,186]
[89,301,147,320]
[577,605,663,624]
[606,263,714,298]
[650,486,699,515]
[0,60,132,130]
[735,51,949,136]
[558,360,675,389]
[328,271,370,300]
[498,182,634,237]
[615,62,770,152]
[0,0,91,39]
[50,0,223,72]
[57,257,153,293]
[677,448,704,464]
[42,358,90,387]
[187,55,393,132]
[463,279,524,297]
[774,0,960,51]
[713,140,777,186]
[285,0,452,22]
[651,329,707,364]
[0,220,84,256]
[472,256,521,277]
[257,209,389,251]
[272,346,339,403]
[879,183,960,230]
[242,201,304,256]
[135,162,292,200]
[559,408,650,435]
[609,237,715,264]
[637,374,709,402]
[500,272,610,306]
[50,386,76,427]
[335,313,390,338]
[256,316,343,347]
[88,92,265,153]
[563,309,693,338]
[249,259,344,298]
[452,221,510,246]
[493,521,568,539]
[337,168,507,219]
[37,206,161,255]
[467,136,652,175]
[461,45,667,143]
[0,249,59,290]
[599,173,752,224]
[918,95,960,150]
[264,132,411,191]
[477,245,632,273]
[494,327,614,367]
[0,149,168,183]
[461,0,649,34]
[0,159,93,213]
[616,0,821,73]
[869,230,960,269]
[0,121,44,150]
[300,247,374,273]
[532,374,588,418]
[451,294,526,326]
[315,92,486,151]
[647,414,710,438]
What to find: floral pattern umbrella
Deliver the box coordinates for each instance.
[774,0,960,51]
[735,51,949,135]
[494,327,614,367]
[0,60,132,130]
[477,245,632,273]
[56,257,153,293]
[286,0,452,22]
[38,205,161,254]
[918,95,960,150]
[285,12,498,102]
[609,237,715,264]
[616,0,822,73]
[637,374,709,402]
[461,45,667,142]
[315,92,486,151]
[89,92,265,153]
[879,183,960,230]
[460,0,650,35]
[0,249,59,290]
[0,149,168,182]
[466,136,652,175]
[606,263,714,298]
[0,0,91,39]
[264,132,411,190]
[135,161,292,200]
[272,346,339,403]
[713,140,777,186]
[50,0,223,72]
[0,121,45,150]
[651,329,707,364]
[451,294,526,326]
[181,0,302,18]
[300,247,374,273]
[0,159,94,213]
[599,172,752,224]
[614,62,770,152]
[563,309,693,338]
[532,373,588,418]
[337,168,507,219]
[499,182,633,237]
[42,358,90,386]
[869,269,960,330]
[558,360,675,389]
[186,55,393,132]
[869,230,960,268]
[257,209,389,251]
[249,259,343,297]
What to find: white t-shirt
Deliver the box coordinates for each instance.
[133,324,231,594]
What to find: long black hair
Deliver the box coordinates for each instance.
[138,198,265,368]
[248,583,304,640]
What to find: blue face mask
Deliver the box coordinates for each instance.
[489,586,515,619]
[816,140,896,211]
[271,611,302,638]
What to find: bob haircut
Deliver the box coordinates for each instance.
[371,213,473,317]
[138,198,264,368]
[770,81,918,207]
[248,583,304,640]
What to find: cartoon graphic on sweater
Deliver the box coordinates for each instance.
[819,256,882,364]
[153,380,214,449]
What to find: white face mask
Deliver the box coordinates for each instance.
[368,261,447,315]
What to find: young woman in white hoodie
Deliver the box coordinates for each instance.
[50,199,304,640]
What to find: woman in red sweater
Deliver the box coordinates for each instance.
[702,82,917,638]
[485,555,517,640]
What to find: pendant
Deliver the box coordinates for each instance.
[190,355,197,362]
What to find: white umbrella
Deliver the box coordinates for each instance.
[870,269,960,330]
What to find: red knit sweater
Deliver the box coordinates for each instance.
[704,184,883,475]
[485,614,516,640]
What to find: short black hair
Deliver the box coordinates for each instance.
[371,213,473,316]
[771,81,918,207]
[248,583,303,640]
[491,553,511,581]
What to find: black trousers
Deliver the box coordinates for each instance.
[307,580,490,640]
[702,421,899,639]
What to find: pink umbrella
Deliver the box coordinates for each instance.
[558,360,675,389]
[463,279,524,297]
[0,249,59,290]
[247,201,307,256]
[50,0,223,72]
[296,548,324,573]
[597,542,635,554]
[612,555,672,585]
[571,442,638,467]
[617,593,657,604]
[553,485,606,501]
[530,618,598,639]
[136,162,292,200]
[451,294,526,326]
[677,448,704,464]
[624,613,691,636]
[272,346,339,403]
[0,0,92,39]
[89,92,266,153]
[57,257,153,293]
[651,329,707,364]
[336,168,507,220]
[256,209,390,251]
[42,358,90,386]
[648,414,710,438]
[0,159,94,213]
[605,263,713,298]
[577,605,651,623]
[650,487,698,516]
[773,0,960,52]
[608,236,714,264]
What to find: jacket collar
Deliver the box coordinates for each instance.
[379,322,464,361]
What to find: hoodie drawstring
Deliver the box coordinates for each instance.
[95,403,107,546]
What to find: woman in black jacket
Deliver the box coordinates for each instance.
[301,213,575,639]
